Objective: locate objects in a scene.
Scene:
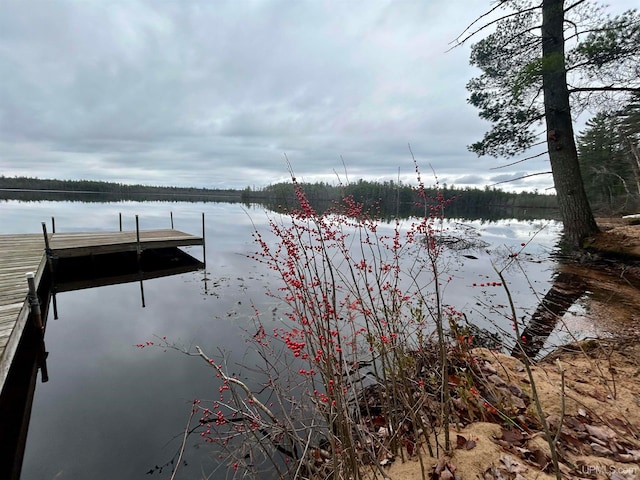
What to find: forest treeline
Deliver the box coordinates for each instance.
[1,175,559,220]
[0,176,241,200]
[241,179,559,220]
[577,94,640,213]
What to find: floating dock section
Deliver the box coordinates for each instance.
[0,219,205,396]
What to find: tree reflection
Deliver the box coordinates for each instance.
[512,271,587,359]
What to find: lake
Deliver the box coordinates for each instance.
[0,199,575,479]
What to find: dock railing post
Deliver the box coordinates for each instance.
[170,211,174,229]
[26,272,43,332]
[202,212,206,269]
[41,222,51,252]
[41,221,56,277]
[119,213,123,232]
[135,215,141,262]
[51,216,56,234]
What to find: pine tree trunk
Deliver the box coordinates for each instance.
[542,0,599,247]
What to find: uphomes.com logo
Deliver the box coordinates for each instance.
[579,465,637,477]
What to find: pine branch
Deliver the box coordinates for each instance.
[569,86,640,93]
[489,171,552,187]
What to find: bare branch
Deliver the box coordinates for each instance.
[195,345,279,423]
[569,86,640,93]
[565,19,640,42]
[489,171,553,187]
[566,59,593,72]
[450,3,542,49]
[490,150,547,170]
[564,18,579,38]
[169,402,197,480]
[564,0,588,13]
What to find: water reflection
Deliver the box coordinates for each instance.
[513,271,588,359]
[1,247,205,480]
[0,201,567,479]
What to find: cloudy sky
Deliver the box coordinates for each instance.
[0,1,635,191]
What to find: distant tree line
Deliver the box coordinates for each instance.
[2,175,565,220]
[0,176,242,200]
[241,179,559,220]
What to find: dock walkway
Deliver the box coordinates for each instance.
[0,229,203,394]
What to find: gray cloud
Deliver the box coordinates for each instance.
[1,0,635,190]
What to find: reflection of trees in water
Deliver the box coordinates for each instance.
[512,271,587,359]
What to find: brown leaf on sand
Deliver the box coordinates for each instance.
[587,389,608,402]
[500,454,527,474]
[456,434,477,450]
[497,428,526,445]
[584,423,616,442]
[531,448,550,471]
[431,458,457,479]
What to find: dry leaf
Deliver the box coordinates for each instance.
[585,423,616,442]
[488,374,507,387]
[433,457,447,475]
[483,361,497,374]
[588,389,608,402]
[500,454,527,474]
[456,434,476,450]
[590,443,613,456]
[439,469,454,480]
[499,428,525,444]
[531,448,549,470]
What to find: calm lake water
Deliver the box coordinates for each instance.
[0,200,572,479]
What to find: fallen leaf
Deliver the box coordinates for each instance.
[440,469,454,480]
[585,423,616,442]
[610,472,628,480]
[500,455,527,474]
[531,448,549,470]
[590,443,613,456]
[498,428,525,444]
[483,361,497,374]
[488,374,507,387]
[563,415,586,432]
[456,434,476,451]
[619,449,640,462]
[483,466,508,480]
[588,389,608,402]
[433,457,446,475]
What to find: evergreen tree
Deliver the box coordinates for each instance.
[577,113,631,209]
[458,1,640,246]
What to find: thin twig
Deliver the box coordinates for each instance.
[169,400,198,480]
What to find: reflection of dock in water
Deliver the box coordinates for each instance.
[0,215,205,480]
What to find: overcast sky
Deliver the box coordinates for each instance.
[0,1,635,191]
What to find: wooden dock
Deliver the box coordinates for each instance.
[0,228,204,395]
